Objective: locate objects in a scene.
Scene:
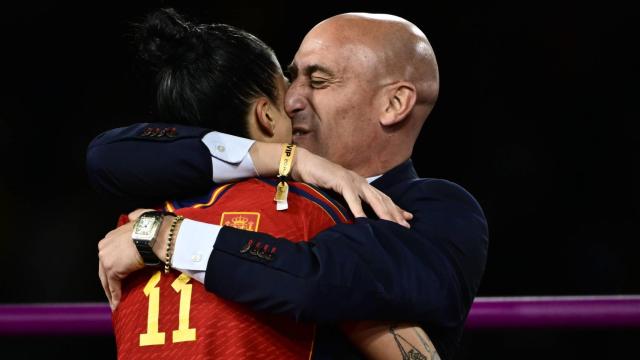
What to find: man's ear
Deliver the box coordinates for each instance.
[253,97,276,138]
[379,82,417,127]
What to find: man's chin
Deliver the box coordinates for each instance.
[293,133,323,154]
[293,133,311,148]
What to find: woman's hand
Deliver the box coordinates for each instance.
[292,148,413,227]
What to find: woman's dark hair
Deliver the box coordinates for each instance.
[135,8,281,137]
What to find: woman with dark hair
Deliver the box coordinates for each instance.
[96,8,438,360]
[136,8,289,140]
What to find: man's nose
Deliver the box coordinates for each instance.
[284,82,307,117]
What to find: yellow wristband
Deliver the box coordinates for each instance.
[274,144,296,208]
[278,143,296,178]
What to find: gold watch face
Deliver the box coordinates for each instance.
[133,215,161,241]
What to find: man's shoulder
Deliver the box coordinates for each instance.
[396,177,484,214]
[411,177,474,196]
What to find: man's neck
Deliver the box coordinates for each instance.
[356,155,411,180]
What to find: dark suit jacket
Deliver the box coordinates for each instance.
[87,123,489,359]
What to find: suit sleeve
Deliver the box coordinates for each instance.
[85,123,213,209]
[204,179,489,328]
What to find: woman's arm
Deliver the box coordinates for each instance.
[344,322,440,360]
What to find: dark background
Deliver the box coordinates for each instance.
[1,0,638,358]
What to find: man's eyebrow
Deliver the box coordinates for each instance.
[304,64,334,77]
[287,63,334,78]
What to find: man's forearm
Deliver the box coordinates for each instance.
[86,123,213,207]
[151,182,486,327]
[204,221,471,325]
[87,124,287,207]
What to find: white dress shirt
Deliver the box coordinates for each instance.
[202,131,257,183]
[172,131,381,283]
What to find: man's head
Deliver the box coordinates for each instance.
[286,13,439,176]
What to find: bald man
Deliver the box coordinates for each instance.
[286,13,439,175]
[89,13,488,359]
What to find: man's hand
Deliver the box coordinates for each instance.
[97,209,149,311]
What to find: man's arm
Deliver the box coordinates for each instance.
[116,177,485,325]
[86,123,290,208]
[97,177,484,359]
[86,123,214,207]
[199,179,487,325]
[87,123,412,222]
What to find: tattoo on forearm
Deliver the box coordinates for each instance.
[389,325,440,360]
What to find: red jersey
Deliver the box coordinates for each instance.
[112,178,350,359]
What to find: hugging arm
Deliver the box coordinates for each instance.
[89,124,487,358]
[205,179,488,326]
[86,123,213,208]
[199,178,487,358]
[87,123,410,223]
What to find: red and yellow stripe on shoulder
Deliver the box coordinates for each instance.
[162,178,352,226]
[290,182,353,223]
[164,183,234,212]
[245,178,352,225]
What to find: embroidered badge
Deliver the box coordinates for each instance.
[220,212,261,232]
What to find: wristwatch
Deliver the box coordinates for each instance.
[132,211,174,266]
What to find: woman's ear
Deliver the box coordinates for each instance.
[379,82,417,127]
[253,97,276,138]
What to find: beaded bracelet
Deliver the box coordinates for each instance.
[165,215,185,274]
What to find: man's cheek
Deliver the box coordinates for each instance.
[311,131,329,155]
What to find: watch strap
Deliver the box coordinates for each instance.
[134,239,162,266]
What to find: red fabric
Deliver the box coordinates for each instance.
[116,214,129,227]
[113,179,349,359]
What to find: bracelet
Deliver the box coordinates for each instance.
[278,143,296,179]
[274,144,296,211]
[165,215,185,274]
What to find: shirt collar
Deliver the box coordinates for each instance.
[367,175,383,184]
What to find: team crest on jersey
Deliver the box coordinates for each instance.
[220,212,261,231]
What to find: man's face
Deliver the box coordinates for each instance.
[285,27,381,171]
